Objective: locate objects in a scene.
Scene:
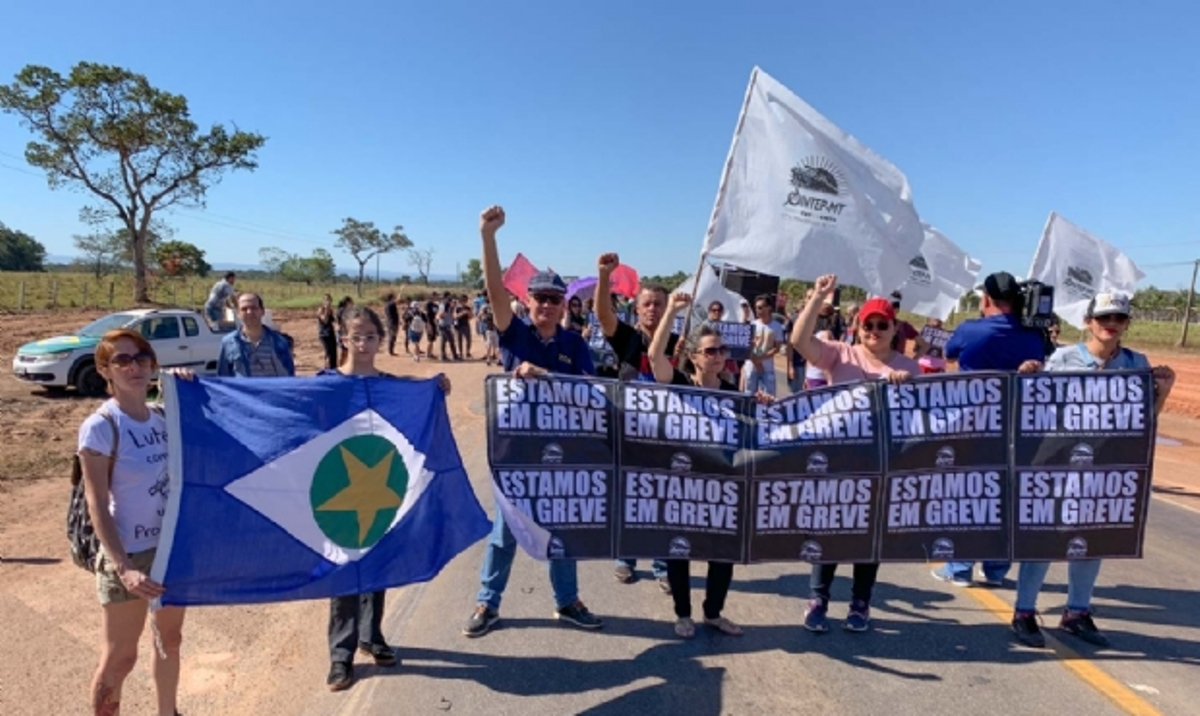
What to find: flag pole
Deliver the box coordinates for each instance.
[680,67,760,344]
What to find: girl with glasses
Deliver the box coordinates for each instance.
[77,329,186,716]
[789,275,918,634]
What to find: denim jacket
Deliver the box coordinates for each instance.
[217,326,295,377]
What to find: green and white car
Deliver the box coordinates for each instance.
[12,308,239,395]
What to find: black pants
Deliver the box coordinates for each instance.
[320,333,338,370]
[666,559,733,619]
[329,591,386,664]
[387,322,400,354]
[809,562,880,605]
[439,326,460,360]
[456,324,472,356]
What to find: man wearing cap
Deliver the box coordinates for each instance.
[932,271,1047,588]
[1009,292,1174,648]
[463,205,604,639]
[594,253,675,590]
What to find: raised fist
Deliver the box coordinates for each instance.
[480,205,506,235]
[597,253,619,276]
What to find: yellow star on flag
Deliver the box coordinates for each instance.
[315,446,403,546]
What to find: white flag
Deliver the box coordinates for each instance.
[701,67,926,297]
[1027,212,1144,329]
[670,264,747,332]
[896,223,982,320]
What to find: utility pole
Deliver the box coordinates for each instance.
[1179,259,1199,347]
[375,253,381,286]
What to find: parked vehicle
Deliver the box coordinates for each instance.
[11,308,273,396]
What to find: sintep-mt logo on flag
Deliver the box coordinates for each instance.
[311,435,408,549]
[784,156,847,226]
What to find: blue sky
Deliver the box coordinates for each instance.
[2,1,1198,288]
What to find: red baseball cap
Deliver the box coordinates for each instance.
[859,297,896,322]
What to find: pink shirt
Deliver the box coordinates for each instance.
[813,338,920,385]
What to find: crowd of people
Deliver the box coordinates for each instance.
[77,204,1177,714]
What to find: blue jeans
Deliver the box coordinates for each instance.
[1015,560,1103,613]
[477,506,579,611]
[744,366,777,396]
[944,560,1010,581]
[787,373,804,395]
[615,558,668,579]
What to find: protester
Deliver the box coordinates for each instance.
[77,329,185,716]
[816,297,846,341]
[889,291,923,356]
[706,300,725,324]
[932,271,1047,588]
[843,302,860,345]
[408,307,427,362]
[563,296,587,333]
[1047,320,1063,348]
[790,274,918,633]
[742,295,783,396]
[595,253,674,590]
[478,298,499,366]
[203,271,237,327]
[647,293,746,639]
[437,298,461,361]
[1010,293,1175,649]
[424,292,440,358]
[216,293,295,378]
[739,300,752,324]
[464,205,603,638]
[400,300,415,355]
[318,305,451,690]
[317,293,338,370]
[336,296,355,366]
[453,297,472,359]
[804,330,832,389]
[383,292,401,356]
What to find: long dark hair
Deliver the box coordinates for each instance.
[341,306,386,337]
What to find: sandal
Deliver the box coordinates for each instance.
[674,617,695,639]
[704,616,744,636]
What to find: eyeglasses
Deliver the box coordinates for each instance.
[697,346,729,357]
[108,352,154,369]
[861,320,891,332]
[532,293,564,305]
[1094,314,1130,324]
[347,334,380,345]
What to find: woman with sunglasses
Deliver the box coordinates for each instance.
[1009,293,1174,649]
[789,274,918,633]
[77,329,186,716]
[563,296,587,334]
[647,292,757,639]
[319,305,451,690]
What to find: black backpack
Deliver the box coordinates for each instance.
[67,405,164,572]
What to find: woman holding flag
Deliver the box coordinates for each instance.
[789,274,918,633]
[319,305,451,691]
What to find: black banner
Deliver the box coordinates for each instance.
[484,371,1156,563]
[672,314,754,360]
[1011,371,1155,560]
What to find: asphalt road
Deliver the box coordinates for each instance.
[301,414,1200,716]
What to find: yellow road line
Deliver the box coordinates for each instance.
[966,585,1163,716]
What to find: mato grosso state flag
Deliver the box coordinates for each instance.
[702,67,926,297]
[151,375,490,606]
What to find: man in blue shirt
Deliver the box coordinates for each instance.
[933,272,1046,588]
[463,204,603,639]
[216,293,295,378]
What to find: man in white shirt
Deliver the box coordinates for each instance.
[742,294,783,396]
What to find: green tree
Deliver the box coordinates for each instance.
[72,231,124,278]
[0,62,266,302]
[0,222,46,271]
[407,248,434,284]
[258,246,290,277]
[461,258,484,288]
[331,217,410,296]
[155,239,211,278]
[281,248,336,285]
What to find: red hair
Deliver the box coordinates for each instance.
[95,329,158,371]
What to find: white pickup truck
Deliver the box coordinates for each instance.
[11,308,272,396]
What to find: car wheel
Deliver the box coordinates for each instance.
[74,362,107,397]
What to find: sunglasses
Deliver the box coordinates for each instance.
[1094,314,1130,324]
[861,320,892,332]
[532,293,564,306]
[109,352,154,369]
[696,345,729,357]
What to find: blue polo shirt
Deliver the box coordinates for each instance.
[499,319,595,376]
[945,313,1046,371]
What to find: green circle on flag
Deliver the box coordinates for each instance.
[310,434,408,549]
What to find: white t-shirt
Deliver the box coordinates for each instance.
[806,330,832,380]
[751,319,785,375]
[410,314,426,334]
[77,400,169,554]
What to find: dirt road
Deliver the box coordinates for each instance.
[1,309,1198,714]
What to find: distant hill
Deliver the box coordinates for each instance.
[43,255,458,282]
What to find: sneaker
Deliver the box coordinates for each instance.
[555,600,604,630]
[614,565,635,584]
[1011,610,1046,648]
[976,568,1003,587]
[931,566,971,587]
[1059,609,1109,647]
[358,641,397,666]
[803,598,829,633]
[462,605,499,638]
[844,600,871,632]
[327,661,353,691]
[656,576,672,595]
